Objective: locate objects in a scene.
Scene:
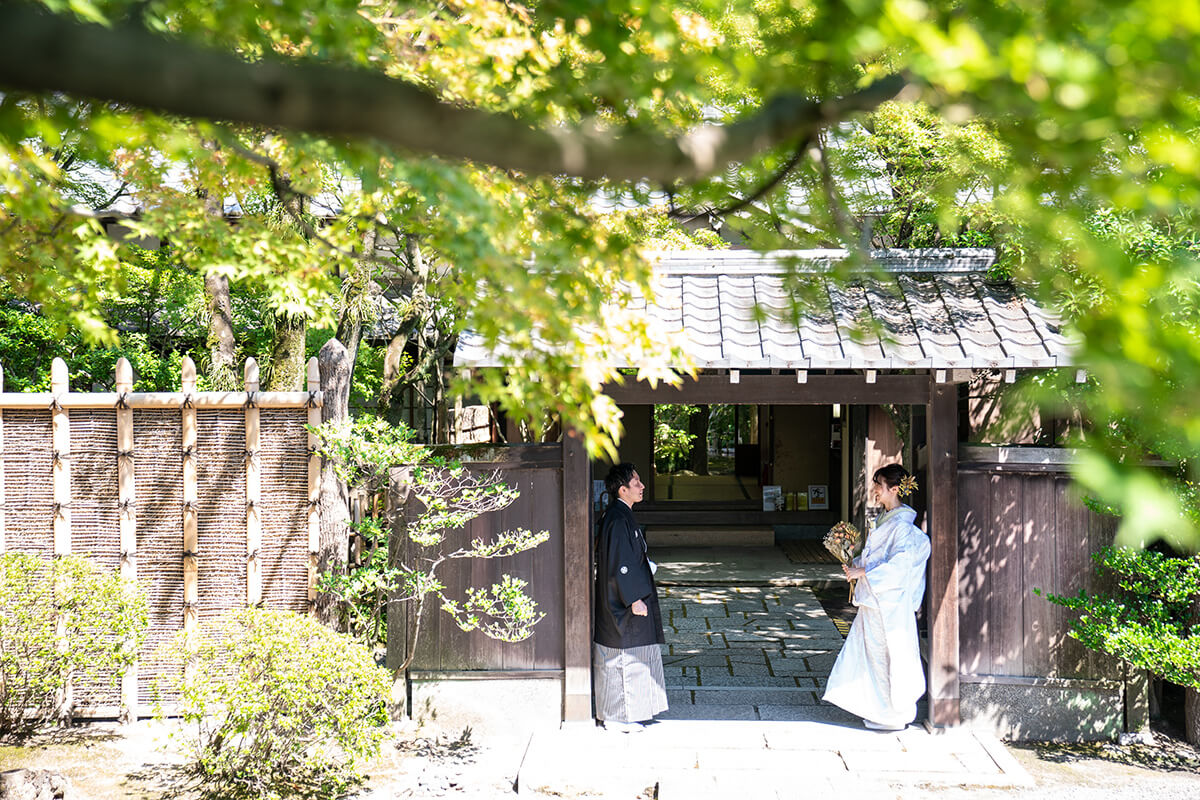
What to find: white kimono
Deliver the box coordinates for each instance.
[823,504,931,728]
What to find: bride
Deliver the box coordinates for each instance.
[822,463,931,731]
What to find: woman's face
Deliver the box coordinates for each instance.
[873,479,899,508]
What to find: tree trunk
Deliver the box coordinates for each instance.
[688,405,711,475]
[265,310,307,390]
[316,337,352,627]
[1187,686,1200,745]
[204,272,238,390]
[336,226,376,374]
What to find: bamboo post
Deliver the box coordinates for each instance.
[306,357,320,614]
[245,358,262,606]
[51,358,72,718]
[0,361,5,554]
[115,358,138,722]
[181,358,199,666]
[52,358,71,556]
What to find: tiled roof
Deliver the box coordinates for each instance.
[454,249,1075,370]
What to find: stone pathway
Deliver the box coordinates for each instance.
[518,546,1028,797]
[518,719,1030,799]
[658,584,850,722]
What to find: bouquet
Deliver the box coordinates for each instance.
[823,521,864,601]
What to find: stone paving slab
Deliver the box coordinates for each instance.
[659,703,761,721]
[664,653,740,667]
[700,675,803,688]
[517,720,1032,798]
[693,688,822,706]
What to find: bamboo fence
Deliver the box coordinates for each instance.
[0,356,321,720]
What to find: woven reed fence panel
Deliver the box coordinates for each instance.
[195,411,247,623]
[3,411,54,557]
[70,411,120,571]
[69,410,123,711]
[134,410,185,705]
[259,410,309,612]
[1,401,312,717]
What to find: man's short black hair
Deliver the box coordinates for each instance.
[605,462,638,497]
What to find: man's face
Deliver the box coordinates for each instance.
[620,471,645,505]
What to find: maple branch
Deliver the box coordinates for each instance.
[0,4,907,183]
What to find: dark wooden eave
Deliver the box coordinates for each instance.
[602,372,931,405]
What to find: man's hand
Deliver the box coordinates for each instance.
[631,599,648,616]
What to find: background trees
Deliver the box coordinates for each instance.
[2,0,1200,547]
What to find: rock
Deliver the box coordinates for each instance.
[0,769,73,800]
[1118,731,1156,746]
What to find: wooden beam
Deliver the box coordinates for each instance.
[603,374,930,405]
[0,391,317,410]
[561,429,592,722]
[927,378,960,726]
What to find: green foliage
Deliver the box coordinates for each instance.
[441,574,546,642]
[1041,547,1200,690]
[163,608,391,800]
[9,0,1200,545]
[309,416,425,489]
[654,405,698,473]
[836,101,1007,248]
[312,418,548,656]
[315,518,400,646]
[0,553,148,739]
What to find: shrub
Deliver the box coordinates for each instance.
[1041,546,1200,690]
[164,608,391,800]
[0,552,147,739]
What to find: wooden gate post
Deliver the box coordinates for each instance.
[561,429,591,722]
[927,378,960,726]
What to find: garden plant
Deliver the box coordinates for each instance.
[312,416,549,669]
[0,552,147,739]
[160,607,391,800]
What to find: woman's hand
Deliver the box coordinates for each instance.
[843,564,866,581]
[631,599,648,616]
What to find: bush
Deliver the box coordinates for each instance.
[1042,546,1200,690]
[0,552,147,739]
[164,608,391,800]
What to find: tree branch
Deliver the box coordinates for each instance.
[0,5,908,183]
[671,134,814,224]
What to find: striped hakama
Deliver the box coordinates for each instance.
[592,642,669,723]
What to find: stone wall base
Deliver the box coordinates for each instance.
[408,673,564,737]
[959,675,1124,742]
